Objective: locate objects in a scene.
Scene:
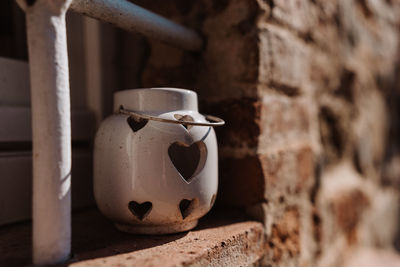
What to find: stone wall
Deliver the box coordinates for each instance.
[126,0,400,266]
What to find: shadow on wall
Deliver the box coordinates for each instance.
[381,46,400,251]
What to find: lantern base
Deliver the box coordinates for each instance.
[115,220,198,235]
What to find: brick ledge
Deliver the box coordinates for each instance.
[0,209,265,266]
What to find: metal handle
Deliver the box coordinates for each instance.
[118,106,225,127]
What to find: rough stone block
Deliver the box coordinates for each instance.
[270,0,317,34]
[218,143,313,208]
[140,0,261,101]
[133,1,400,266]
[260,144,314,206]
[198,0,260,101]
[316,163,400,267]
[201,97,261,150]
[218,155,265,207]
[266,207,300,264]
[0,209,266,267]
[308,50,341,93]
[258,94,311,153]
[259,25,309,94]
[203,93,311,154]
[254,206,302,267]
[343,248,400,267]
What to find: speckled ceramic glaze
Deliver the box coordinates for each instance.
[93,88,219,234]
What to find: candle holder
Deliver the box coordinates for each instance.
[93,88,224,234]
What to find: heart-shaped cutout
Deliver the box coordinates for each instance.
[174,114,194,130]
[127,116,148,132]
[168,141,207,183]
[128,201,152,221]
[179,199,197,220]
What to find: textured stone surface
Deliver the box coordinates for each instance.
[2,0,400,266]
[137,0,260,101]
[202,97,261,150]
[258,25,310,94]
[258,95,310,152]
[271,0,316,34]
[316,163,400,267]
[0,209,265,267]
[125,0,400,266]
[343,248,400,267]
[218,155,265,207]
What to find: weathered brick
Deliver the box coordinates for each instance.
[218,144,313,209]
[197,0,260,100]
[308,1,341,54]
[249,204,303,266]
[0,209,266,267]
[270,0,317,34]
[218,155,265,207]
[308,50,341,93]
[260,144,314,199]
[332,189,370,245]
[201,98,261,149]
[259,25,310,94]
[266,207,300,263]
[258,94,311,153]
[314,164,399,267]
[133,1,400,266]
[140,0,260,101]
[203,94,311,153]
[296,145,314,191]
[343,248,400,267]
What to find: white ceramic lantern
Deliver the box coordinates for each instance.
[94,88,224,234]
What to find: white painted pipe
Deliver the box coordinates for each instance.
[16,0,72,264]
[70,0,203,51]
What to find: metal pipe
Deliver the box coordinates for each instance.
[70,0,203,51]
[16,0,72,264]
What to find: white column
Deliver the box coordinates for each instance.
[16,0,72,264]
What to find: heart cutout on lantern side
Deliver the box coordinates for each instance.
[127,116,148,132]
[168,141,207,183]
[179,198,197,219]
[174,114,194,130]
[128,201,152,221]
